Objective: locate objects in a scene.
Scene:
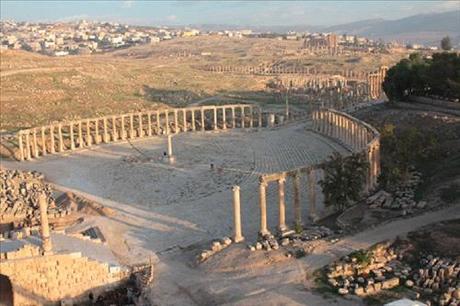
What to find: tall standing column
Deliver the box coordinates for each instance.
[222,107,227,130]
[249,106,254,128]
[156,111,160,135]
[258,107,262,128]
[174,109,179,134]
[278,177,288,232]
[213,107,218,130]
[38,193,52,254]
[121,116,126,140]
[293,173,302,228]
[191,110,196,131]
[200,108,205,131]
[102,118,108,142]
[58,123,64,152]
[25,132,32,160]
[232,107,236,128]
[147,112,152,136]
[241,107,245,128]
[95,119,100,144]
[111,116,117,141]
[32,129,39,158]
[85,120,92,146]
[70,123,75,150]
[138,113,144,138]
[232,185,244,243]
[182,109,187,132]
[50,126,56,153]
[129,114,135,138]
[307,169,317,221]
[259,180,270,236]
[18,132,24,161]
[78,121,84,148]
[41,127,47,156]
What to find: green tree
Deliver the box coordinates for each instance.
[441,36,452,51]
[319,152,368,212]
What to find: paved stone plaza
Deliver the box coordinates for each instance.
[4,122,347,256]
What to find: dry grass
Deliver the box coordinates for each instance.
[0,36,407,131]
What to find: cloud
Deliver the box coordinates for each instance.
[121,0,134,8]
[166,15,177,21]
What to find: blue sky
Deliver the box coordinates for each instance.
[1,1,459,26]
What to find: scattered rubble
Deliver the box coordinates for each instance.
[321,240,460,306]
[198,236,233,262]
[0,169,59,228]
[367,171,425,212]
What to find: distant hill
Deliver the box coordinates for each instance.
[324,10,460,46]
[191,10,460,46]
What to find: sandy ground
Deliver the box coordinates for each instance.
[1,122,346,261]
[2,120,459,305]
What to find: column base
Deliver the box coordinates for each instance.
[233,236,245,243]
[168,155,176,164]
[277,225,290,235]
[258,230,271,238]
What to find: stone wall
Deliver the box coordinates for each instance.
[16,104,263,162]
[0,252,124,305]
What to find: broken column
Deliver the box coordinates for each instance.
[167,134,175,164]
[232,185,244,243]
[39,193,52,255]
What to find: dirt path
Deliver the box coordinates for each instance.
[148,204,459,306]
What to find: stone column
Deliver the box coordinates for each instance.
[307,169,317,221]
[18,132,24,161]
[213,107,218,130]
[94,119,101,144]
[78,121,84,148]
[232,107,236,128]
[167,134,175,164]
[293,173,302,228]
[174,109,179,134]
[232,185,244,243]
[258,180,270,236]
[103,117,109,142]
[182,109,187,132]
[41,127,47,155]
[191,110,196,131]
[25,132,32,160]
[258,107,262,128]
[121,116,126,140]
[222,107,226,130]
[70,123,75,150]
[241,107,245,128]
[200,108,205,131]
[50,126,56,153]
[129,114,135,138]
[249,106,253,128]
[269,114,275,128]
[147,112,152,136]
[278,177,288,232]
[58,123,64,152]
[138,113,144,137]
[111,116,117,141]
[32,129,39,158]
[38,193,52,255]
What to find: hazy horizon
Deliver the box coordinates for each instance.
[1,0,459,27]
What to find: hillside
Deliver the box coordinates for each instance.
[325,10,460,45]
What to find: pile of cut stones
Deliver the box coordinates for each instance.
[367,171,426,212]
[326,242,403,296]
[406,255,459,306]
[198,236,233,262]
[0,169,68,235]
[248,226,335,252]
[324,242,460,306]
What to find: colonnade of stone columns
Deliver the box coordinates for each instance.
[367,66,388,100]
[16,104,263,161]
[311,108,381,192]
[231,108,381,241]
